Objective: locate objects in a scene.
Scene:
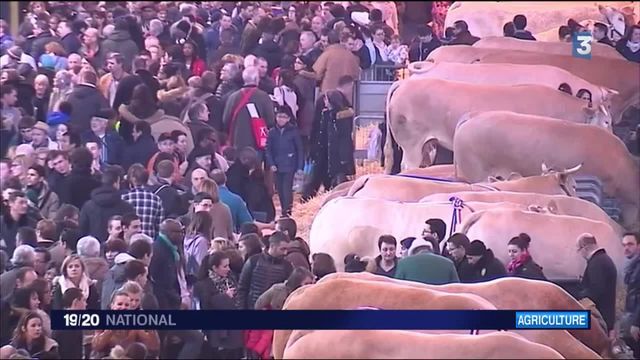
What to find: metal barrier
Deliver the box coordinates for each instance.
[352,65,407,174]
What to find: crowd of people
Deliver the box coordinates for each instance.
[0,1,638,359]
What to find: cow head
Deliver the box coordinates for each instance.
[599,4,628,38]
[541,162,583,197]
[583,105,612,130]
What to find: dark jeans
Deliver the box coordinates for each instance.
[275,171,295,216]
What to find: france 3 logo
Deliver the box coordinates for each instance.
[572,32,593,60]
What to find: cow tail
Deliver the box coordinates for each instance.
[384,81,402,174]
[459,210,485,235]
[346,175,371,197]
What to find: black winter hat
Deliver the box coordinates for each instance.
[467,240,487,257]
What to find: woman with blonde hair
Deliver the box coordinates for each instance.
[48,71,73,112]
[199,178,234,241]
[51,255,100,310]
[91,290,160,358]
[10,154,33,186]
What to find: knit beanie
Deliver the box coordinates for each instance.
[467,240,487,257]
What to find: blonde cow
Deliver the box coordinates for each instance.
[460,208,626,280]
[349,170,581,202]
[443,1,634,38]
[316,272,611,357]
[421,190,625,235]
[283,330,564,359]
[273,277,600,359]
[453,111,640,230]
[473,36,626,60]
[385,78,611,171]
[406,61,617,107]
[426,46,640,125]
[311,198,546,272]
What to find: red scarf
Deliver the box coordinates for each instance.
[507,252,531,274]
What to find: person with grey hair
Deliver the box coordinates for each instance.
[576,233,617,333]
[215,62,241,102]
[0,245,35,296]
[77,236,101,258]
[77,236,109,291]
[222,65,275,154]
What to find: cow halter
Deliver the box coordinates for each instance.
[448,196,466,237]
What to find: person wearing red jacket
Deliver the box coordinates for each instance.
[183,41,206,78]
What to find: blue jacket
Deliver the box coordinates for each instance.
[219,185,253,232]
[265,123,304,173]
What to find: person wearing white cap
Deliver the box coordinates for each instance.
[394,235,459,285]
[30,122,59,150]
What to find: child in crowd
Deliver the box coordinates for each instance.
[265,105,304,217]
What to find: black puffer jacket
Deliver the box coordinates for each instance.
[237,253,293,310]
[79,186,136,242]
[470,249,507,283]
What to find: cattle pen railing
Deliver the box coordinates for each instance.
[353,64,408,174]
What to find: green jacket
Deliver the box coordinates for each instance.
[394,253,460,285]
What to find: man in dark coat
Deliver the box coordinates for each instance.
[466,240,507,282]
[577,233,618,332]
[79,168,135,243]
[623,232,640,357]
[593,22,614,47]
[253,29,284,76]
[238,231,293,309]
[57,20,82,55]
[445,233,477,283]
[408,25,442,62]
[512,15,537,41]
[57,147,101,210]
[0,191,39,255]
[149,219,183,310]
[29,20,61,60]
[449,20,481,45]
[66,70,109,135]
[122,122,158,171]
[101,17,139,72]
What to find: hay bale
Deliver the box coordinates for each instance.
[292,191,331,241]
[290,164,383,241]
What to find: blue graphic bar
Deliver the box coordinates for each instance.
[515,311,590,329]
[50,310,590,331]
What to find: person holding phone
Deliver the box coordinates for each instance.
[193,252,244,359]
